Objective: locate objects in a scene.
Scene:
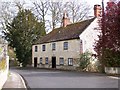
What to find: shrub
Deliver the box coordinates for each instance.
[79,51,91,71]
[104,49,120,67]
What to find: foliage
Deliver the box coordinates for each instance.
[8,46,19,66]
[8,46,16,60]
[0,48,3,54]
[3,9,46,67]
[95,1,120,67]
[0,59,6,70]
[79,51,91,71]
[104,49,120,67]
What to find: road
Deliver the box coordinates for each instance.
[11,67,119,89]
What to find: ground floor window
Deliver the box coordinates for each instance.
[40,57,42,64]
[45,57,49,64]
[68,58,73,66]
[59,57,64,65]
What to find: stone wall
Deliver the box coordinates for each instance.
[105,67,120,75]
[0,56,9,89]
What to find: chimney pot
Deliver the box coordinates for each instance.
[94,4,102,17]
[62,11,71,27]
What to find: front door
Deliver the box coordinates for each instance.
[34,57,37,67]
[52,57,56,68]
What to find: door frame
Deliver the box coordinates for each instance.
[52,56,56,68]
[34,57,38,67]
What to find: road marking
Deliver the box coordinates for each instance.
[108,76,120,80]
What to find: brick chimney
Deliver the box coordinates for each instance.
[62,11,71,27]
[94,4,102,17]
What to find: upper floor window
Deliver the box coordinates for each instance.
[45,57,49,64]
[59,57,64,65]
[52,43,56,51]
[42,45,46,51]
[35,46,38,52]
[64,42,68,50]
[68,58,73,66]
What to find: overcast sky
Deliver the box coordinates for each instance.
[0,0,110,15]
[0,0,110,6]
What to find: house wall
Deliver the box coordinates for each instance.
[32,39,80,69]
[32,18,101,71]
[79,18,100,54]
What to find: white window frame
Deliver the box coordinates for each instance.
[45,57,49,64]
[64,42,68,50]
[52,43,56,51]
[59,57,64,65]
[68,58,73,66]
[35,46,38,52]
[42,45,46,51]
[40,57,42,64]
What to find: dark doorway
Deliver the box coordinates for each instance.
[34,57,37,67]
[52,57,56,68]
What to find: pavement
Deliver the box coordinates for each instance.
[2,72,27,89]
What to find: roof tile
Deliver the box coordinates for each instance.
[35,18,95,44]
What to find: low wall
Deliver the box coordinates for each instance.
[37,64,77,71]
[105,67,120,75]
[0,56,9,89]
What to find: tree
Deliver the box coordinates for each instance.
[0,2,16,31]
[78,51,91,71]
[3,8,46,67]
[49,1,64,29]
[95,1,120,69]
[32,1,91,30]
[32,0,49,32]
[64,0,91,23]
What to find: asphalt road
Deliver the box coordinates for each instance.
[11,67,119,89]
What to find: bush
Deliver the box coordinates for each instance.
[79,51,91,71]
[104,49,120,67]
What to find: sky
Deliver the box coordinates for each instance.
[0,0,110,6]
[0,0,110,16]
[0,0,111,33]
[0,0,110,12]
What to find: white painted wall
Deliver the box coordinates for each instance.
[79,18,100,54]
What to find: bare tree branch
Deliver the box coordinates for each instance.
[64,1,91,23]
[49,1,64,29]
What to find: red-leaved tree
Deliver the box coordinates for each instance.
[95,1,120,69]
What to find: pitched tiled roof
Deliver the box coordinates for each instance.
[35,18,95,44]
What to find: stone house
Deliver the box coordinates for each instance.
[32,5,101,70]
